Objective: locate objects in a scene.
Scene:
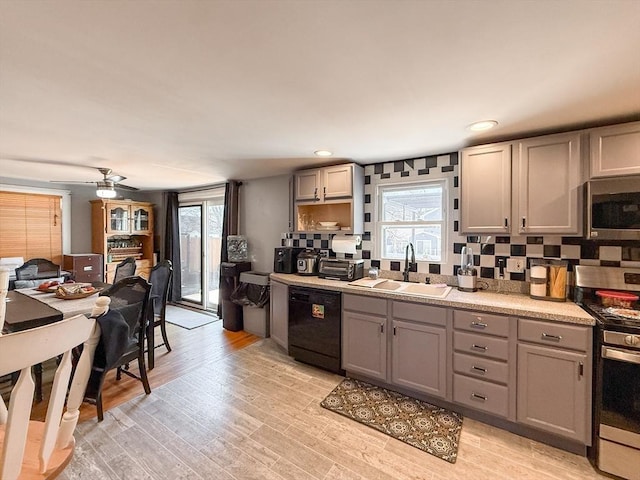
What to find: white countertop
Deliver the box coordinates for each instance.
[270,273,595,326]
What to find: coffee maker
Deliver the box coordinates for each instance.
[274,247,304,274]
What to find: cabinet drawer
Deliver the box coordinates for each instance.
[453,352,509,384]
[343,294,387,316]
[453,374,509,418]
[392,301,446,326]
[454,331,509,361]
[454,310,510,337]
[518,319,591,352]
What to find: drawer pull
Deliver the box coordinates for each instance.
[541,333,562,342]
[471,366,487,374]
[471,321,488,329]
[380,323,384,334]
[471,393,487,402]
[471,344,488,352]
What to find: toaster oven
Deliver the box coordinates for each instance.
[318,258,364,281]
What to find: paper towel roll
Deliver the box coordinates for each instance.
[331,234,361,255]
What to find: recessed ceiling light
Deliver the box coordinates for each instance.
[468,120,498,132]
[314,150,333,157]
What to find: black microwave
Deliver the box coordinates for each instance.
[587,175,640,240]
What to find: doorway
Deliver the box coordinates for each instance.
[178,195,224,311]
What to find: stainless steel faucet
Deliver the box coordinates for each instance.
[403,242,416,282]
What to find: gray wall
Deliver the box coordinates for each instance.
[239,175,290,272]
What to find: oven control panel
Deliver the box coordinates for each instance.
[604,330,640,348]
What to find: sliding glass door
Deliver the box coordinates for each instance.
[178,193,224,311]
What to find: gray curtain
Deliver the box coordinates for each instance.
[164,191,182,302]
[217,181,241,316]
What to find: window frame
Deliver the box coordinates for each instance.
[373,179,448,264]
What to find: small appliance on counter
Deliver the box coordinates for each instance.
[274,247,304,274]
[318,258,364,281]
[457,246,478,292]
[296,249,320,276]
[530,259,568,301]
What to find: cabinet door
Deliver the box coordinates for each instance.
[295,169,321,201]
[131,204,152,234]
[342,311,387,381]
[460,143,512,233]
[392,320,446,398]
[322,164,353,199]
[270,280,289,350]
[517,344,590,443]
[590,122,640,177]
[516,132,582,235]
[105,203,131,234]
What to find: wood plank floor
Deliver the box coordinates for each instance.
[57,319,608,480]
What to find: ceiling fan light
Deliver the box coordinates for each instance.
[96,181,116,198]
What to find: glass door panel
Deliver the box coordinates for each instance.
[205,200,224,310]
[178,205,202,306]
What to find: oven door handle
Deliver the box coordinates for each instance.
[602,346,640,365]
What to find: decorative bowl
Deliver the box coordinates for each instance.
[318,221,339,227]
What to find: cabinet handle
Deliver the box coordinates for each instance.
[471,344,487,352]
[578,362,584,379]
[521,217,526,229]
[471,366,487,375]
[471,321,487,329]
[323,186,326,200]
[380,323,384,334]
[504,218,509,229]
[471,393,487,402]
[541,333,562,342]
[314,188,319,201]
[393,326,397,336]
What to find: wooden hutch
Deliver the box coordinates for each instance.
[90,199,154,283]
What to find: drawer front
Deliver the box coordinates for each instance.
[453,352,509,384]
[453,374,509,417]
[392,301,447,326]
[74,271,103,283]
[454,310,510,337]
[518,319,590,352]
[343,294,387,316]
[454,331,509,361]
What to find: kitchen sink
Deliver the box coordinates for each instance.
[369,280,452,298]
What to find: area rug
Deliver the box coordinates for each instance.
[321,378,463,463]
[165,305,218,330]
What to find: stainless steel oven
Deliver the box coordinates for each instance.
[587,175,640,240]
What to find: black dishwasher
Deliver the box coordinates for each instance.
[288,287,343,374]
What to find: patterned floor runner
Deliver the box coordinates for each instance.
[321,378,463,463]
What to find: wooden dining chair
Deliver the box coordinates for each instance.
[112,257,136,284]
[87,276,152,421]
[0,300,104,480]
[146,260,173,369]
[14,258,61,281]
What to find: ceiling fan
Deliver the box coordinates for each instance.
[51,167,139,198]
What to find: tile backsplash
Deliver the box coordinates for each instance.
[286,154,640,283]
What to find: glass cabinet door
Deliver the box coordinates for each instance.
[131,206,151,233]
[107,205,130,233]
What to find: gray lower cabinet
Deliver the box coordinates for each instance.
[517,318,592,444]
[342,309,387,380]
[269,279,289,350]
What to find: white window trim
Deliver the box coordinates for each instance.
[373,179,448,264]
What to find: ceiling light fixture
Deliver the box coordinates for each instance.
[96,181,117,198]
[468,120,498,132]
[314,150,333,157]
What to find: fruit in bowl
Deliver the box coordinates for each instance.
[37,280,59,291]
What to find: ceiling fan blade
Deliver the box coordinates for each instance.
[115,183,139,191]
[50,180,95,184]
[107,175,126,183]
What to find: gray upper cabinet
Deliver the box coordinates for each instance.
[516,318,592,444]
[460,143,512,234]
[295,169,321,201]
[461,131,583,235]
[515,132,582,235]
[589,121,640,178]
[294,164,354,202]
[269,279,289,351]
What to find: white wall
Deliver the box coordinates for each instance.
[239,174,290,272]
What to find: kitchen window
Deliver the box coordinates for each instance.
[375,180,447,262]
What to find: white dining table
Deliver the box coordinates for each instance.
[16,288,102,319]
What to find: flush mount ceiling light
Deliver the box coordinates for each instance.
[314,150,333,157]
[468,120,499,132]
[96,180,117,198]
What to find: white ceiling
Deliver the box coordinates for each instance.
[1,0,639,192]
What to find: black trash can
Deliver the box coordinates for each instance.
[220,261,251,331]
[231,272,271,337]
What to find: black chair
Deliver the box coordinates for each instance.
[85,276,152,421]
[112,257,136,284]
[15,258,61,280]
[147,260,173,369]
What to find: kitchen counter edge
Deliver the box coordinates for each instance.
[270,273,595,326]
